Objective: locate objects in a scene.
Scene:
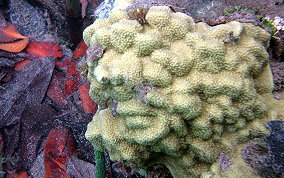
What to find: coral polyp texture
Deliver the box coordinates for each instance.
[84,6,277,177]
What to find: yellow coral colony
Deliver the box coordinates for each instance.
[84,6,278,177]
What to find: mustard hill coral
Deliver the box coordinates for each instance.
[84,6,276,177]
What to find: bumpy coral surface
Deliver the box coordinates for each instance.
[84,6,276,177]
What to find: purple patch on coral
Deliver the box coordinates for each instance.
[217,152,233,171]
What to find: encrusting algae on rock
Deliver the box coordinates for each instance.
[83,5,281,177]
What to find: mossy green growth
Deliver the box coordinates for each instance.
[95,150,105,178]
[84,6,276,178]
[223,5,259,16]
